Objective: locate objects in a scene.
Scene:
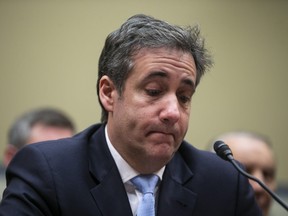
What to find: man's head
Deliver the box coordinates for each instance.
[98,14,212,174]
[97,14,213,123]
[216,131,276,216]
[4,108,75,167]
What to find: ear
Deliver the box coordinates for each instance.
[3,144,18,167]
[99,75,117,112]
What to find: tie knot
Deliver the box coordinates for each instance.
[131,174,159,194]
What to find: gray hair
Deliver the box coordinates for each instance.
[208,131,273,152]
[216,131,273,148]
[97,14,213,123]
[8,108,75,149]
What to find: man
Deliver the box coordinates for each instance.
[0,107,75,197]
[0,14,261,215]
[3,107,75,167]
[214,131,276,216]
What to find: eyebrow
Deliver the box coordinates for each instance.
[142,71,195,89]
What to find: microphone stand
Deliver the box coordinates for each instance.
[227,154,288,211]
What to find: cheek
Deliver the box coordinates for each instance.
[115,100,145,128]
[123,94,153,118]
[127,108,151,130]
[178,111,189,130]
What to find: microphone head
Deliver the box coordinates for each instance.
[213,140,233,161]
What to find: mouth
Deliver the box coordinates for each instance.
[145,124,180,143]
[147,130,175,142]
[255,195,270,210]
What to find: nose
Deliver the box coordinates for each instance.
[250,179,264,193]
[159,95,181,125]
[250,170,266,192]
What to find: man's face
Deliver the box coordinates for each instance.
[27,123,74,144]
[4,123,74,167]
[104,48,197,173]
[225,137,276,216]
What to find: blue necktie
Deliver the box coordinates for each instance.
[131,174,159,216]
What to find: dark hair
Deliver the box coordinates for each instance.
[8,108,75,149]
[97,14,213,123]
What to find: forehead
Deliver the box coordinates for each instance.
[133,48,194,67]
[28,123,73,144]
[225,136,275,167]
[131,48,196,78]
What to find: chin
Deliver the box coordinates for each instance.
[258,201,270,216]
[151,150,175,164]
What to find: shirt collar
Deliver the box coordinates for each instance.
[105,125,165,183]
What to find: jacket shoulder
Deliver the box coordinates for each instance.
[178,141,234,172]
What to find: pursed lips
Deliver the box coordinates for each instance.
[146,130,176,142]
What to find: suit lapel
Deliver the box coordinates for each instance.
[86,125,197,215]
[90,166,133,215]
[88,125,133,215]
[157,151,197,216]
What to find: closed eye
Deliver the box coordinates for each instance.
[178,95,191,104]
[146,89,162,97]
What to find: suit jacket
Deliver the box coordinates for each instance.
[0,124,262,215]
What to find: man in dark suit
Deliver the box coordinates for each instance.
[0,107,75,196]
[0,14,262,215]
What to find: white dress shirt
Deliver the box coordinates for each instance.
[105,126,165,216]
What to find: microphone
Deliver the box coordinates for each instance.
[214,140,288,212]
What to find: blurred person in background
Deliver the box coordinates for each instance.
[0,107,75,197]
[3,107,76,167]
[213,131,277,216]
